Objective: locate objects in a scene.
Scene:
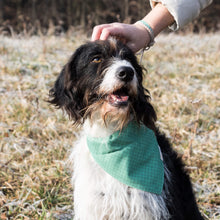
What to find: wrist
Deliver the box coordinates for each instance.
[135,20,155,50]
[133,23,151,50]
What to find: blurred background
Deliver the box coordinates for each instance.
[0,0,219,36]
[0,1,220,219]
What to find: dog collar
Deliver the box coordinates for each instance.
[87,121,164,194]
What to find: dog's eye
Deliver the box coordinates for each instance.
[92,56,102,63]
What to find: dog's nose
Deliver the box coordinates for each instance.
[116,66,134,82]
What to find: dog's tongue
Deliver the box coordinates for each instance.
[108,94,129,105]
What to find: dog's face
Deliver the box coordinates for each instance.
[49,39,156,130]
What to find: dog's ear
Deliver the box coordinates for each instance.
[132,62,157,131]
[49,48,85,124]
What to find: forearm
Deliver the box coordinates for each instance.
[133,3,174,50]
[140,3,174,37]
[149,0,213,31]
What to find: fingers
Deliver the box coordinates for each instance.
[91,23,147,53]
[100,27,111,41]
[91,24,111,41]
[91,23,125,41]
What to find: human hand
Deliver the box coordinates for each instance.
[91,4,175,53]
[91,22,151,53]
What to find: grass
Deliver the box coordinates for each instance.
[0,33,219,219]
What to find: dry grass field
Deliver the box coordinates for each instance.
[0,33,219,219]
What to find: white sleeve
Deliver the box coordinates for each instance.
[149,0,213,31]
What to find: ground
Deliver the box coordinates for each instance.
[0,33,219,219]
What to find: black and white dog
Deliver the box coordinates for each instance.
[49,39,204,220]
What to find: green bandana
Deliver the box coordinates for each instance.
[87,121,164,194]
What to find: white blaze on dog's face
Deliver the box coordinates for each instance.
[99,58,138,111]
[97,56,139,129]
[49,38,156,130]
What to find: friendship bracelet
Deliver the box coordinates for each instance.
[136,20,155,50]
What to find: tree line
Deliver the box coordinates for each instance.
[0,0,219,36]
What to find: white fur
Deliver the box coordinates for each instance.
[99,59,138,95]
[69,120,171,220]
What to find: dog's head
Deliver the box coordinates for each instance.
[49,39,156,130]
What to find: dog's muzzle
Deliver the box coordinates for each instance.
[99,60,138,108]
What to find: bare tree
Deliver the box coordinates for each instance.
[0,0,3,22]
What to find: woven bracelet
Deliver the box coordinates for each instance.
[137,20,155,50]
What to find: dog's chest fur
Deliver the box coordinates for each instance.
[70,121,170,220]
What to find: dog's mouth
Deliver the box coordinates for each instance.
[107,87,130,107]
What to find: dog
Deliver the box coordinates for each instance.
[49,38,204,220]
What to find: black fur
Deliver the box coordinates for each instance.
[49,40,204,219]
[156,131,204,219]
